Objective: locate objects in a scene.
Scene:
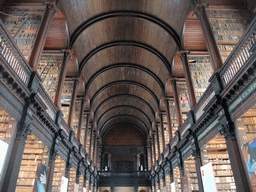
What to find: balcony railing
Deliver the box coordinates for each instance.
[0,19,32,86]
[220,16,256,88]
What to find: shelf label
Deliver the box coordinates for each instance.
[200,162,218,192]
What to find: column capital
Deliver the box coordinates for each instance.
[220,123,236,141]
[45,2,58,14]
[16,122,31,141]
[62,49,71,58]
[179,50,190,57]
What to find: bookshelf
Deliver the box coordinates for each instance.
[162,114,170,145]
[164,164,171,192]
[80,115,87,146]
[68,167,76,192]
[201,134,236,192]
[207,8,249,63]
[177,83,190,121]
[169,101,179,136]
[60,81,73,123]
[154,134,159,160]
[37,54,63,102]
[72,100,81,136]
[184,156,199,192]
[0,108,16,144]
[52,156,65,192]
[173,167,181,192]
[1,6,44,60]
[188,54,214,102]
[157,125,164,154]
[16,135,49,192]
[79,174,84,192]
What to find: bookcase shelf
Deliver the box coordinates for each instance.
[207,8,249,63]
[37,53,63,102]
[202,135,236,192]
[0,6,45,60]
[16,135,49,192]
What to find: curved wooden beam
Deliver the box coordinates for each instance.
[78,40,173,77]
[84,63,166,96]
[97,105,152,127]
[70,11,182,49]
[90,80,159,109]
[93,94,155,118]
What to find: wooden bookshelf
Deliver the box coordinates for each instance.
[16,135,49,192]
[202,135,236,192]
[207,8,249,63]
[177,83,190,121]
[37,53,63,102]
[1,6,44,60]
[169,101,179,136]
[173,167,181,192]
[188,54,214,102]
[52,156,65,192]
[184,156,199,192]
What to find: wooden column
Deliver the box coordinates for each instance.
[93,137,98,164]
[45,135,58,192]
[155,124,161,156]
[88,124,93,158]
[221,124,253,192]
[1,90,35,192]
[77,98,85,141]
[83,168,87,190]
[152,134,157,163]
[54,50,70,109]
[90,132,96,159]
[164,98,173,140]
[170,79,183,128]
[180,51,197,109]
[150,141,154,166]
[2,123,31,192]
[83,113,90,150]
[192,147,204,192]
[194,2,222,71]
[67,79,79,128]
[159,113,166,150]
[29,3,56,70]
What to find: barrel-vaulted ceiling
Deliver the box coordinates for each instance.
[58,0,193,136]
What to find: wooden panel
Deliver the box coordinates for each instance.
[44,9,68,50]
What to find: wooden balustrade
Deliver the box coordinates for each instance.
[220,16,256,87]
[0,19,32,86]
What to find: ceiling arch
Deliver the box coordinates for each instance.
[97,105,152,127]
[78,40,173,76]
[90,80,159,110]
[97,107,151,132]
[91,85,159,113]
[86,67,163,101]
[69,11,182,49]
[84,63,165,96]
[99,114,149,137]
[94,94,155,118]
[102,122,147,139]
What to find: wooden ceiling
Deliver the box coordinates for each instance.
[2,0,248,139]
